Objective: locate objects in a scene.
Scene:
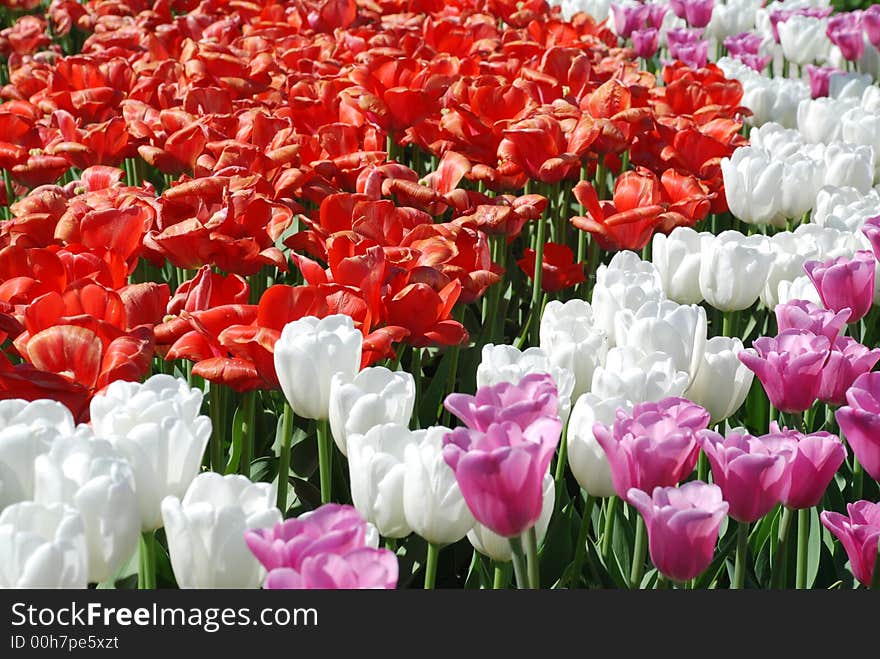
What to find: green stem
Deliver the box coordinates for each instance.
[276,403,293,514]
[601,496,618,562]
[697,451,708,482]
[529,216,547,346]
[566,493,594,588]
[410,347,422,429]
[630,514,647,589]
[493,562,511,590]
[772,508,794,589]
[239,390,256,477]
[733,521,749,589]
[138,531,157,590]
[317,418,333,504]
[796,508,809,589]
[524,525,540,589]
[424,543,440,590]
[209,383,226,473]
[508,536,529,590]
[852,456,863,502]
[384,537,397,552]
[553,420,569,501]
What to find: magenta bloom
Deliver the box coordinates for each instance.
[628,482,728,583]
[820,501,880,586]
[835,371,880,480]
[828,13,866,61]
[760,423,847,509]
[804,251,875,323]
[807,65,838,99]
[864,6,880,49]
[818,336,880,406]
[681,0,714,29]
[444,373,558,433]
[646,3,668,29]
[264,549,399,589]
[610,2,649,39]
[769,10,792,43]
[698,430,788,523]
[739,330,831,413]
[667,28,709,69]
[775,299,849,340]
[668,0,687,20]
[593,397,709,501]
[443,417,561,538]
[244,504,398,590]
[632,27,661,59]
[738,53,772,72]
[724,32,763,58]
[860,215,880,261]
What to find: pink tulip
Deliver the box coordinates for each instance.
[864,6,880,49]
[443,417,561,538]
[681,0,714,29]
[818,336,880,406]
[775,299,849,340]
[828,13,865,62]
[245,504,398,589]
[760,423,847,509]
[668,0,687,20]
[739,330,831,413]
[860,215,880,261]
[646,4,668,29]
[806,65,839,99]
[264,548,399,589]
[593,397,709,501]
[835,372,880,480]
[724,32,763,58]
[443,373,558,433]
[698,430,788,522]
[804,251,875,323]
[628,482,728,583]
[610,2,649,39]
[820,500,880,586]
[632,28,661,59]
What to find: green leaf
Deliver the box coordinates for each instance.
[806,507,822,589]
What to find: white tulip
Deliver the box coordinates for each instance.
[161,472,280,589]
[90,375,211,531]
[0,501,87,588]
[652,227,713,305]
[776,274,824,307]
[591,346,689,404]
[721,147,784,226]
[476,344,576,423]
[403,426,475,546]
[539,299,609,399]
[823,142,875,194]
[273,314,363,420]
[591,250,665,345]
[347,423,414,539]
[0,399,75,511]
[568,394,631,498]
[467,474,553,561]
[778,15,831,65]
[699,231,773,311]
[33,429,139,583]
[685,337,754,424]
[798,97,858,145]
[328,367,415,456]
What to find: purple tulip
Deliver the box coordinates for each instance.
[668,0,687,21]
[818,336,880,406]
[724,32,763,58]
[828,13,866,62]
[593,397,709,501]
[681,0,714,29]
[667,27,709,69]
[807,65,839,99]
[860,215,880,261]
[775,299,850,340]
[804,251,876,323]
[628,482,728,583]
[864,6,880,49]
[610,2,649,39]
[698,430,788,523]
[632,27,661,59]
[739,330,831,413]
[836,371,880,480]
[646,4,669,29]
[760,423,847,510]
[443,417,561,538]
[444,372,559,433]
[820,500,880,586]
[245,504,398,590]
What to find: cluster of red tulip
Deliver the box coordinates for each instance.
[0,0,745,420]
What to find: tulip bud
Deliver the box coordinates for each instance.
[0,501,88,588]
[686,337,754,424]
[592,251,665,345]
[699,231,773,311]
[820,501,880,586]
[591,346,689,404]
[274,314,363,420]
[539,300,608,399]
[328,367,415,457]
[652,227,713,305]
[721,148,784,226]
[568,394,632,498]
[161,473,281,589]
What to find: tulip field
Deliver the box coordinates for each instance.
[2,0,880,592]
